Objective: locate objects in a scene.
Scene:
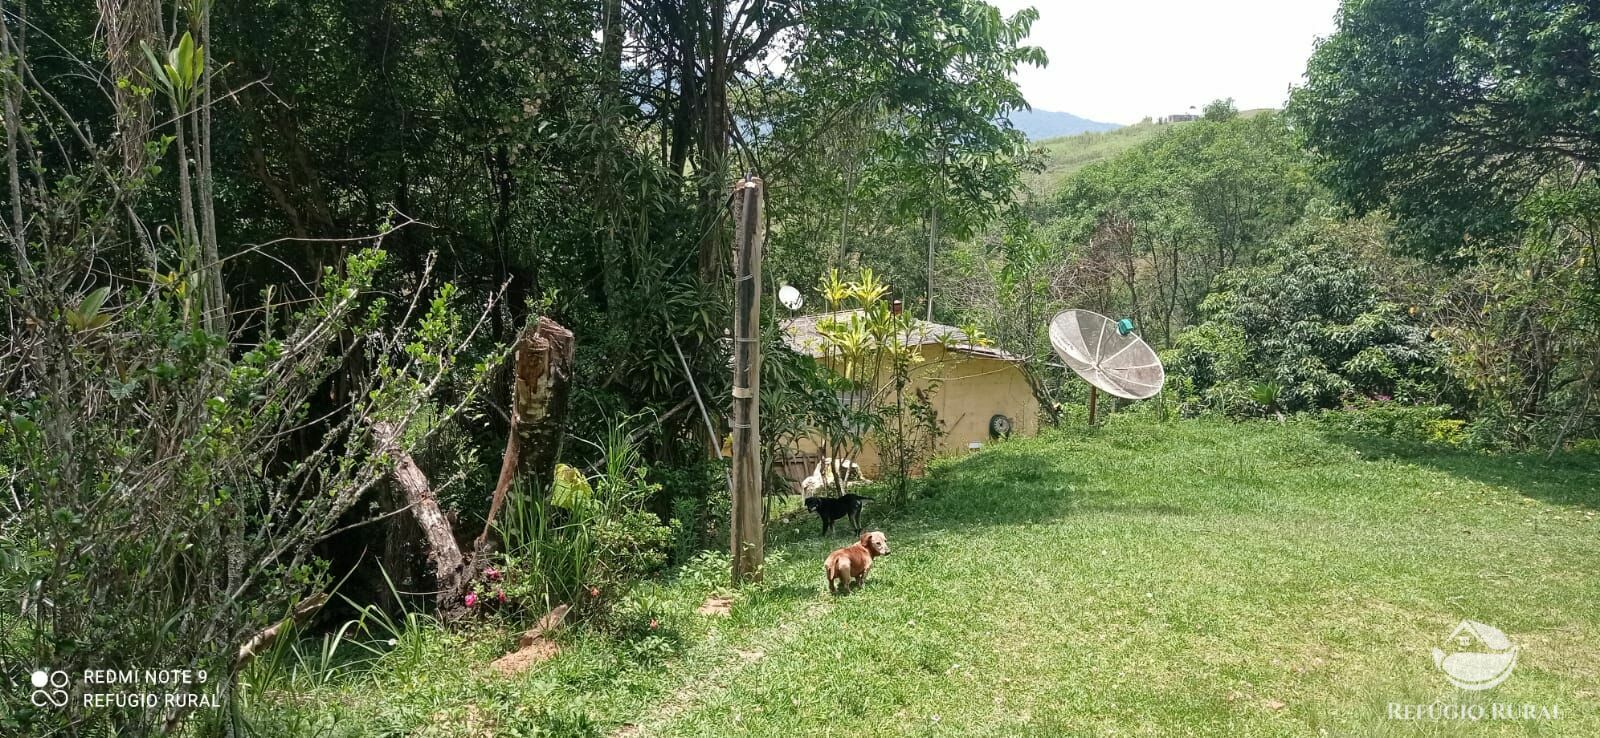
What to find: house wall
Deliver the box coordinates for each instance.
[782,345,1040,483]
[927,345,1040,457]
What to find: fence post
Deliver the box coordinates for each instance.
[730,176,765,583]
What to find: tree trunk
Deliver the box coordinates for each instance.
[197,4,225,335]
[97,0,157,180]
[0,0,29,281]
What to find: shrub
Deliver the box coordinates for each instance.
[494,422,674,616]
[1169,222,1451,417]
[1319,400,1466,447]
[653,459,729,565]
[2,245,496,735]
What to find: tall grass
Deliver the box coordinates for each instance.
[497,416,673,611]
[236,566,436,697]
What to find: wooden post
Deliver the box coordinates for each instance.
[730,176,765,583]
[1088,385,1099,426]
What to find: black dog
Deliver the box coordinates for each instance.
[804,494,876,534]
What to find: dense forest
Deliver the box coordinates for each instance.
[2,0,1596,735]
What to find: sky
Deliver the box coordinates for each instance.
[988,0,1343,124]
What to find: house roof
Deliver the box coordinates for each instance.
[779,309,1020,362]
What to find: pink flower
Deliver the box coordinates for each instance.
[588,586,600,598]
[495,591,507,604]
[649,618,659,630]
[483,567,503,582]
[464,592,478,608]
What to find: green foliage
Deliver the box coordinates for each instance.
[652,460,729,566]
[1289,0,1600,254]
[1318,401,1466,448]
[495,421,674,615]
[801,269,970,488]
[1049,111,1314,346]
[141,31,204,108]
[1027,117,1190,192]
[1,239,489,734]
[764,1,1045,313]
[1290,0,1600,448]
[1202,97,1238,122]
[1169,220,1450,416]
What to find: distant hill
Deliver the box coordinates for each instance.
[1025,108,1276,194]
[1025,119,1173,193]
[1008,109,1121,140]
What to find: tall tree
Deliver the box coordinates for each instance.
[1288,0,1600,254]
[1290,0,1600,446]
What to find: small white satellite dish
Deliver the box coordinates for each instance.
[1049,309,1165,416]
[778,284,804,311]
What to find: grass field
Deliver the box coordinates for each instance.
[252,418,1600,737]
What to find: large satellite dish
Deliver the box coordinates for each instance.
[1049,309,1165,401]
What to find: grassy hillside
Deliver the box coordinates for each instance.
[1028,120,1175,193]
[248,418,1600,736]
[1027,109,1275,195]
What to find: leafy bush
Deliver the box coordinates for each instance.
[1169,221,1451,417]
[1,243,496,734]
[600,588,682,664]
[493,422,674,616]
[645,457,728,566]
[1318,400,1466,447]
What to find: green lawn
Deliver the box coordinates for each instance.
[252,418,1600,737]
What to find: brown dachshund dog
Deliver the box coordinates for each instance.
[825,531,890,594]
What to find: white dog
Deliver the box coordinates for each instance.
[799,457,868,495]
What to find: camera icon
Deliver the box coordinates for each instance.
[30,669,70,708]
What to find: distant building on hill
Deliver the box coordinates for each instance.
[1157,107,1201,125]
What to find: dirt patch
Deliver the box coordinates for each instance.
[697,596,733,616]
[490,637,560,677]
[489,603,570,678]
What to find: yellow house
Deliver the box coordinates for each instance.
[777,309,1040,482]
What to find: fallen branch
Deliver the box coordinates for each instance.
[374,421,468,608]
[234,592,329,669]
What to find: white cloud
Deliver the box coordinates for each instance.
[988,0,1341,124]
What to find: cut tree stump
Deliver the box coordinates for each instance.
[476,317,575,553]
